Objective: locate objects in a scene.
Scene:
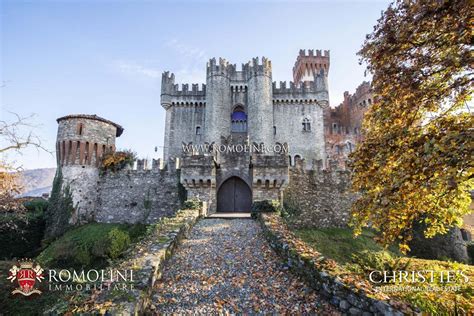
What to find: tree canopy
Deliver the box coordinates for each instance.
[350,0,473,252]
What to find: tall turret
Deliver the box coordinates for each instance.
[205,58,234,143]
[293,49,330,83]
[56,114,123,223]
[245,57,274,146]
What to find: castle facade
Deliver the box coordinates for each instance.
[55,50,371,225]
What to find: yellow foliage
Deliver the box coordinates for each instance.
[350,0,473,251]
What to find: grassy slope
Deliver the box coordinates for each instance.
[293,226,474,315]
[37,222,146,268]
[294,227,400,264]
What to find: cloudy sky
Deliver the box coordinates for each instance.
[1,0,390,169]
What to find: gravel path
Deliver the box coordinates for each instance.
[150,219,339,314]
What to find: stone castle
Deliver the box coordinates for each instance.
[55,49,372,226]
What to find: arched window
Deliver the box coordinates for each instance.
[332,123,338,134]
[196,126,201,135]
[273,126,276,135]
[302,118,311,131]
[231,106,247,133]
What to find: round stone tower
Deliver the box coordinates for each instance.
[205,58,233,144]
[246,57,274,146]
[56,114,123,223]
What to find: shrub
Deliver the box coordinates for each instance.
[37,223,144,269]
[100,150,136,173]
[107,228,131,259]
[251,200,281,218]
[23,198,48,213]
[351,250,407,273]
[75,245,92,267]
[281,200,300,218]
[183,198,203,210]
[0,199,46,259]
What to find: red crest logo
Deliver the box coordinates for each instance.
[7,260,45,296]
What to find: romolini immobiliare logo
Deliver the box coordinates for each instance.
[7,259,45,296]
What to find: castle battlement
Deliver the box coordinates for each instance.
[242,57,272,78]
[115,157,181,172]
[206,57,237,77]
[161,71,206,96]
[298,49,330,58]
[161,71,206,108]
[293,49,330,83]
[272,69,328,103]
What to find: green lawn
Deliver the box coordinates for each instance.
[294,227,400,264]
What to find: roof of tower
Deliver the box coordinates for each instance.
[57,114,124,137]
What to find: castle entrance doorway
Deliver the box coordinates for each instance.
[217,177,252,212]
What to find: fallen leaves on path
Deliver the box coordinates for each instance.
[150,219,339,314]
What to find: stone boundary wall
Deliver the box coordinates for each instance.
[283,164,354,228]
[66,207,203,315]
[257,213,415,316]
[96,167,181,224]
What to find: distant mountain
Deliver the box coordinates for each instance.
[17,168,56,197]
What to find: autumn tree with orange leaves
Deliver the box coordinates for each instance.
[350,0,473,252]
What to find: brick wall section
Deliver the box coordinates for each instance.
[56,115,121,167]
[324,81,372,167]
[283,161,354,228]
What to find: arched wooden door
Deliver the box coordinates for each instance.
[217,177,252,212]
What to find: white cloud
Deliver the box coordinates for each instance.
[163,38,208,84]
[164,38,208,65]
[113,60,161,79]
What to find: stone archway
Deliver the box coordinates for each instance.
[217,176,252,212]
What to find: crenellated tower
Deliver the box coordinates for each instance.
[293,49,330,83]
[161,71,206,160]
[244,57,274,146]
[205,58,235,144]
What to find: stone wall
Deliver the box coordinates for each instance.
[95,160,181,224]
[273,101,326,167]
[163,104,206,160]
[283,160,353,228]
[180,155,216,213]
[257,213,412,315]
[252,153,289,202]
[62,165,99,224]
